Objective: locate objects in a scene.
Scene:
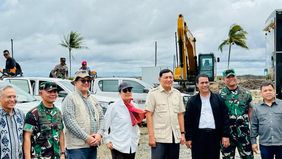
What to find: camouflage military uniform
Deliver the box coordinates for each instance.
[51,64,68,79]
[220,86,253,159]
[24,102,64,159]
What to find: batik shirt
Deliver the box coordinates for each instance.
[0,108,25,159]
[24,102,64,159]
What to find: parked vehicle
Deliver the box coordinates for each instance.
[3,77,117,112]
[0,81,40,114]
[92,77,152,109]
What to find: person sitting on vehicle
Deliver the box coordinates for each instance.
[51,57,68,79]
[0,50,17,77]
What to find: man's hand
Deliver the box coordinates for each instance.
[186,140,192,149]
[106,142,113,150]
[180,134,186,145]
[86,135,95,146]
[60,154,65,159]
[252,144,259,154]
[148,135,156,147]
[92,134,102,146]
[222,137,230,148]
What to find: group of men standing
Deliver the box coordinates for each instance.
[1,67,282,159]
[145,68,282,159]
[0,70,104,159]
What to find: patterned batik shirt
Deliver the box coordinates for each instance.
[0,108,25,159]
[24,102,64,159]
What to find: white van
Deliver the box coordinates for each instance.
[92,77,153,110]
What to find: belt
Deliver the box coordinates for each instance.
[199,128,216,132]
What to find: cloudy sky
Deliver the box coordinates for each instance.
[0,0,281,77]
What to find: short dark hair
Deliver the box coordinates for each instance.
[195,74,209,84]
[159,69,173,78]
[260,81,274,90]
[3,50,9,54]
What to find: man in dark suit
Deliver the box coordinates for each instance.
[184,74,230,159]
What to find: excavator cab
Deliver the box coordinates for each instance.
[198,53,216,81]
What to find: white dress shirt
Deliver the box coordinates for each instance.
[199,94,216,129]
[103,99,140,153]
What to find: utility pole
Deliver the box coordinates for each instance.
[11,39,14,57]
[155,41,157,67]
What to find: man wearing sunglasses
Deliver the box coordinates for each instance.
[24,82,65,159]
[220,69,254,159]
[145,69,185,159]
[62,70,104,159]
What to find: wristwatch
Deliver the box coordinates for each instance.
[181,132,186,134]
[60,152,65,156]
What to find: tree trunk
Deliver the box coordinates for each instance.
[69,48,71,78]
[227,43,232,69]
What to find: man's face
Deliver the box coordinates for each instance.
[224,75,237,88]
[75,77,91,92]
[3,53,9,59]
[40,89,58,104]
[261,85,275,101]
[196,77,210,94]
[0,88,17,111]
[159,72,173,90]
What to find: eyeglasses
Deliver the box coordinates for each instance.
[78,79,91,84]
[122,88,132,93]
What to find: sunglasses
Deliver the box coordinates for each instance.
[122,88,132,93]
[78,79,91,84]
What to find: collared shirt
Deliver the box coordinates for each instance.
[250,99,282,146]
[199,94,215,129]
[104,99,140,153]
[0,108,25,159]
[145,85,185,143]
[62,90,105,141]
[24,102,63,158]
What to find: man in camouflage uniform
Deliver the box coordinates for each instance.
[220,69,253,159]
[51,57,68,79]
[24,82,65,159]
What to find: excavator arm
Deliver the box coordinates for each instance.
[174,14,197,81]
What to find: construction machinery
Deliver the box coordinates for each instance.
[174,14,217,92]
[264,9,282,99]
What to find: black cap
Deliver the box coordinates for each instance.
[118,82,133,92]
[39,82,58,91]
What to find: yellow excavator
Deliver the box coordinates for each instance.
[174,14,217,92]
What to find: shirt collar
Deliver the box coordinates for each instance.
[0,108,15,116]
[159,85,173,94]
[261,99,277,107]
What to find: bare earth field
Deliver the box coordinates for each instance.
[98,78,265,159]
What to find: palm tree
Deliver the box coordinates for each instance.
[218,24,248,69]
[60,31,87,77]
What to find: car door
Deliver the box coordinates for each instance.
[95,79,120,98]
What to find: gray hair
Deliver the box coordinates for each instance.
[0,85,14,98]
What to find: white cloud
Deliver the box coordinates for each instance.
[0,0,281,77]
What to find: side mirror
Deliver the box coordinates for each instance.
[58,90,68,97]
[143,88,149,93]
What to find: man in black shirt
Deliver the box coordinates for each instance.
[0,50,17,76]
